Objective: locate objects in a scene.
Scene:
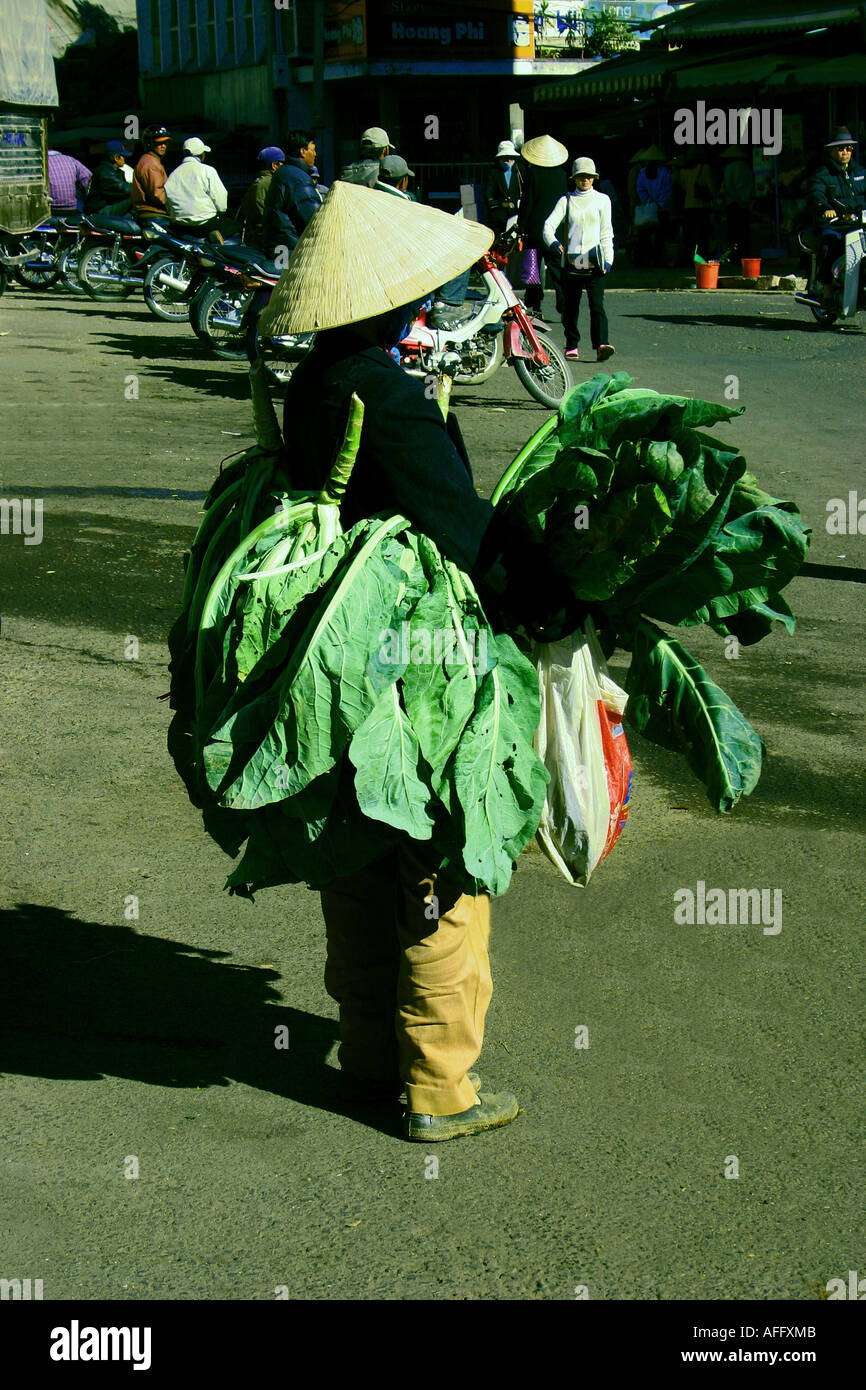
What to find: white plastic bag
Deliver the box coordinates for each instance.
[533,620,632,887]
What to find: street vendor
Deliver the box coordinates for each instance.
[260,181,578,1142]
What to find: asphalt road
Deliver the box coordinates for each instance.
[0,281,863,1301]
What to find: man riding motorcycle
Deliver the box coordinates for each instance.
[808,127,866,307]
[132,126,171,224]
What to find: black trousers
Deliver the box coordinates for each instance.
[524,245,563,312]
[561,266,609,350]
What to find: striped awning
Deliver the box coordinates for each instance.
[533,52,689,103]
[534,45,866,105]
[645,1,861,41]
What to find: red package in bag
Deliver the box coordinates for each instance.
[597,703,633,861]
[533,619,633,886]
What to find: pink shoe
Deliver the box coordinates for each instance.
[597,344,615,361]
[565,347,580,360]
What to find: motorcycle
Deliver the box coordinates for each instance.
[189,242,281,359]
[795,207,866,328]
[0,214,88,291]
[396,237,571,407]
[140,224,220,322]
[76,213,172,301]
[251,232,572,407]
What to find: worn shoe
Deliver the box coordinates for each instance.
[565,347,580,359]
[339,1070,481,1105]
[597,344,615,361]
[405,1090,519,1142]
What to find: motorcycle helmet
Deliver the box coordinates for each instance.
[142,125,171,152]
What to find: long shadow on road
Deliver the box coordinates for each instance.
[94,330,253,400]
[620,310,826,334]
[0,903,402,1138]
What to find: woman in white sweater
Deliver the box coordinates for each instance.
[543,156,615,361]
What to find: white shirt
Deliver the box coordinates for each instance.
[543,188,614,269]
[164,155,228,222]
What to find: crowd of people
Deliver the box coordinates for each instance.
[45,121,863,360]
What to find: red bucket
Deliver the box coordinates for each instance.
[695,261,720,289]
[741,257,762,278]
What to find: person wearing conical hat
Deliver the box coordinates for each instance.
[808,127,866,305]
[259,181,581,1143]
[517,134,569,320]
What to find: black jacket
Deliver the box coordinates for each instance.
[282,330,493,573]
[263,157,320,252]
[809,156,866,224]
[483,162,524,234]
[518,163,568,249]
[281,330,580,632]
[84,160,130,211]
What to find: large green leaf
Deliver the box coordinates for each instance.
[212,519,427,809]
[452,633,548,894]
[626,619,764,811]
[399,540,481,786]
[348,683,435,839]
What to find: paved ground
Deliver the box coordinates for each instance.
[0,280,863,1301]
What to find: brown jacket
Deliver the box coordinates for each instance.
[131,152,167,213]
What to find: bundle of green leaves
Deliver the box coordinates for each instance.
[168,400,548,898]
[491,372,811,811]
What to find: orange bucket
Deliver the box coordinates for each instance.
[741,257,762,278]
[695,261,720,288]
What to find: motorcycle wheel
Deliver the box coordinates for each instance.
[513,336,572,408]
[58,242,86,294]
[13,236,59,289]
[193,282,251,359]
[454,330,503,385]
[78,243,135,300]
[143,254,193,322]
[245,317,311,385]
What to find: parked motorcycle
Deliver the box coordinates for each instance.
[140,224,218,322]
[0,214,87,291]
[189,242,281,359]
[251,233,572,406]
[795,208,866,328]
[77,213,171,301]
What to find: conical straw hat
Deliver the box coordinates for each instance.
[521,134,568,168]
[258,181,495,335]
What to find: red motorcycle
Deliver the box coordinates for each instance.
[396,233,571,408]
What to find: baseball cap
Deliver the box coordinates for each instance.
[361,126,392,149]
[106,139,132,156]
[380,154,414,180]
[183,137,211,157]
[258,145,285,163]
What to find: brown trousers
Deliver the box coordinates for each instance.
[320,839,492,1115]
